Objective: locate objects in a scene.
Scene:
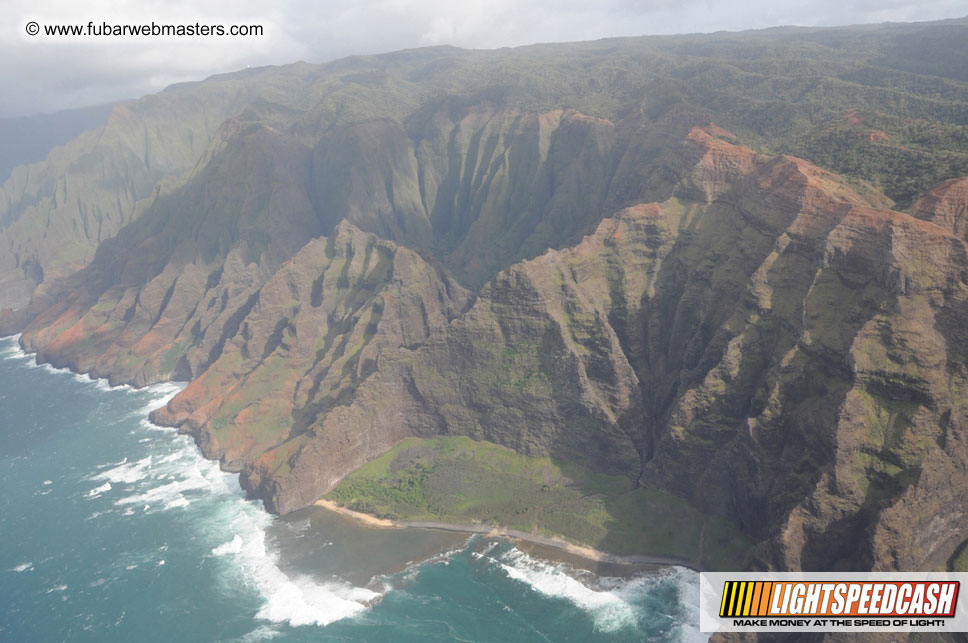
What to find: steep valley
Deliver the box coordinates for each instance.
[3,19,968,574]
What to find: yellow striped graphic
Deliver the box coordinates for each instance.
[743,581,754,615]
[720,581,773,617]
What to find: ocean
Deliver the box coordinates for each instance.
[0,335,703,642]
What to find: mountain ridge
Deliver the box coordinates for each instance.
[4,20,968,573]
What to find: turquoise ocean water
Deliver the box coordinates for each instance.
[0,335,703,642]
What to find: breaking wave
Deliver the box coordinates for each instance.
[494,547,703,639]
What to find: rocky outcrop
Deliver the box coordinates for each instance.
[912,176,968,241]
[7,23,968,573]
[150,222,468,483]
[239,129,968,571]
[19,120,323,386]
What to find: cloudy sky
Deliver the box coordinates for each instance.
[4,0,966,118]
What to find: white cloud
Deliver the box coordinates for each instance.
[1,0,965,117]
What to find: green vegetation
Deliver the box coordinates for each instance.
[787,113,968,207]
[327,436,752,569]
[159,339,190,374]
[950,541,968,572]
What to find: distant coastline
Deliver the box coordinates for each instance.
[313,499,697,571]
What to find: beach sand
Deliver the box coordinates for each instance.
[311,499,695,575]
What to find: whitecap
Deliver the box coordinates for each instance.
[164,496,190,510]
[496,548,675,634]
[94,378,133,393]
[142,419,176,433]
[86,482,112,498]
[92,456,152,485]
[212,535,244,556]
[10,562,32,573]
[73,372,96,386]
[254,569,377,628]
[208,500,378,627]
[6,344,377,630]
[42,480,53,485]
[45,584,68,593]
[40,363,71,376]
[130,382,185,418]
[0,335,30,360]
[235,625,284,642]
[114,460,217,508]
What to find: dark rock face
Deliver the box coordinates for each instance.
[6,26,968,572]
[236,127,968,571]
[16,114,968,573]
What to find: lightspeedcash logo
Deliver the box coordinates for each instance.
[701,573,968,633]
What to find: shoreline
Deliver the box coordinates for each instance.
[2,334,700,575]
[313,499,698,571]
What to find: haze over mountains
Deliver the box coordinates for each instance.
[3,18,968,572]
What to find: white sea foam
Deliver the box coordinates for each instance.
[236,625,284,642]
[142,418,176,433]
[114,458,216,509]
[94,378,133,392]
[254,568,377,628]
[212,535,244,556]
[92,456,153,485]
[496,548,703,635]
[40,362,71,376]
[497,548,638,632]
[45,584,68,593]
[43,480,53,485]
[86,482,112,498]
[9,340,377,630]
[95,458,122,470]
[130,382,185,418]
[0,335,30,361]
[73,372,95,386]
[164,496,191,510]
[122,409,381,628]
[668,566,706,643]
[10,562,33,573]
[227,505,378,627]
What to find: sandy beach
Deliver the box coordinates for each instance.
[313,499,696,572]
